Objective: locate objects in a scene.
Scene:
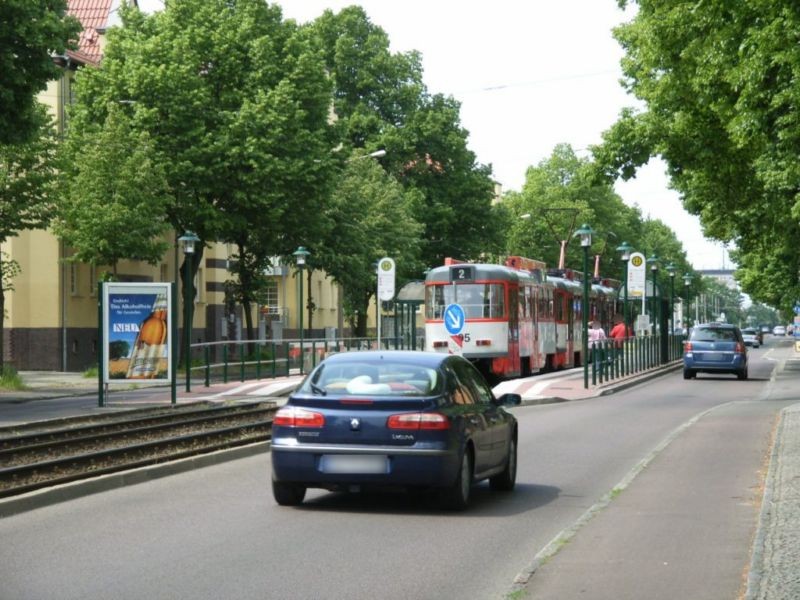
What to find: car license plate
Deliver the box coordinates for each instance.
[702,352,724,361]
[320,454,388,474]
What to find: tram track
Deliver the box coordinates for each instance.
[0,402,277,498]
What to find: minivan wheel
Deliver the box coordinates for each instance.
[683,369,694,380]
[272,479,306,506]
[441,448,473,511]
[737,368,748,381]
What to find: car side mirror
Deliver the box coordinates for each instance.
[495,393,522,407]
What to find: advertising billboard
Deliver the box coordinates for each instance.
[102,283,173,383]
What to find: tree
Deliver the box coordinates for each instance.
[56,105,171,276]
[66,0,336,340]
[0,0,80,144]
[596,1,800,313]
[504,145,645,277]
[0,108,60,370]
[317,154,423,336]
[310,6,500,270]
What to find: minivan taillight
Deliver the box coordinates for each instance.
[684,341,693,352]
[273,406,325,428]
[735,342,745,354]
[387,412,450,430]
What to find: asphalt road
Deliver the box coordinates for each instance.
[0,338,795,600]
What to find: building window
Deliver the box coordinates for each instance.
[88,265,96,296]
[160,263,168,282]
[195,267,204,303]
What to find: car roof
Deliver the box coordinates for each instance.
[319,350,454,369]
[694,322,738,329]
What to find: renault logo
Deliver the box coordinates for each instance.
[350,418,361,430]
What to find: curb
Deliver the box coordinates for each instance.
[0,441,269,518]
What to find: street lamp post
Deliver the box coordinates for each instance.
[648,254,659,334]
[666,263,677,358]
[293,246,311,374]
[683,273,693,333]
[574,224,594,389]
[178,231,200,392]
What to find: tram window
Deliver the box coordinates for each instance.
[425,285,455,319]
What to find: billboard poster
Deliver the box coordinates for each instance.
[102,283,172,383]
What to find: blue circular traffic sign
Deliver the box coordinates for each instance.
[443,304,465,335]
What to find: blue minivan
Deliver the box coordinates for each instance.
[683,322,748,380]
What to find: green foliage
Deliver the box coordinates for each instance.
[65,0,336,340]
[309,7,500,270]
[0,0,80,144]
[319,154,423,335]
[82,366,98,379]
[0,365,26,391]
[599,1,800,313]
[56,105,171,272]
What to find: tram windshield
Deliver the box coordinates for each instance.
[425,283,505,319]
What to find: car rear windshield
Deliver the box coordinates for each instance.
[742,329,756,334]
[301,361,443,396]
[691,327,738,342]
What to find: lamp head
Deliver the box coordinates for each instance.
[683,273,693,286]
[666,262,677,277]
[178,231,200,255]
[573,223,594,248]
[293,246,311,267]
[648,254,659,271]
[616,241,633,261]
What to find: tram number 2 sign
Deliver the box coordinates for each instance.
[450,265,475,282]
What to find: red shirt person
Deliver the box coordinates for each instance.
[609,318,631,346]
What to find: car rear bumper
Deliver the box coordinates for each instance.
[271,440,461,488]
[683,353,746,372]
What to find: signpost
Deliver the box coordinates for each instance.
[628,252,646,314]
[376,257,395,348]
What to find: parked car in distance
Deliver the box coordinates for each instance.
[761,325,771,334]
[773,325,787,336]
[683,322,748,380]
[741,328,761,348]
[270,350,521,510]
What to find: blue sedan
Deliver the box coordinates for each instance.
[271,350,521,510]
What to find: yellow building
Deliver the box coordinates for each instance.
[2,0,352,372]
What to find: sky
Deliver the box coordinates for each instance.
[137,0,732,270]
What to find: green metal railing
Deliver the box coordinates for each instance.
[590,334,685,386]
[188,335,424,387]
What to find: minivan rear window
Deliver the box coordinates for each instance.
[691,327,737,342]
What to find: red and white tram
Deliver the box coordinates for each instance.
[424,256,619,381]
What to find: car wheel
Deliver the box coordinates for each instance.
[737,368,748,381]
[490,437,517,492]
[441,447,473,511]
[272,479,306,506]
[683,369,694,380]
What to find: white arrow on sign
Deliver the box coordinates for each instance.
[447,310,462,331]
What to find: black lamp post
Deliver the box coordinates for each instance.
[683,273,693,332]
[178,231,200,392]
[648,254,659,335]
[293,246,310,374]
[666,262,677,334]
[574,223,594,389]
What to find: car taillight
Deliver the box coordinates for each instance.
[273,406,325,428]
[735,342,745,353]
[387,412,450,430]
[684,341,693,352]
